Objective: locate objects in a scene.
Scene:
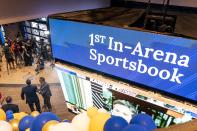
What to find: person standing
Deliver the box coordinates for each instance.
[35,56,44,74]
[11,41,21,66]
[40,39,48,60]
[4,43,15,69]
[21,79,41,113]
[39,77,52,111]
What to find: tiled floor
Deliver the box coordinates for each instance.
[0,58,74,120]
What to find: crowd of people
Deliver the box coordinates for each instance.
[0,35,54,75]
[0,77,52,113]
[0,33,54,114]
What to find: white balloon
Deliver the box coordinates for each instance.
[49,123,77,131]
[72,113,90,131]
[0,121,12,131]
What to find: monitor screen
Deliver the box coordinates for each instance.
[56,66,113,112]
[49,18,197,102]
[55,65,196,126]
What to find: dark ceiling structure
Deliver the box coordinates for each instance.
[0,0,110,25]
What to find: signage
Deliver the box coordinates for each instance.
[49,18,197,102]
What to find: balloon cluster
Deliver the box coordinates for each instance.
[0,109,30,131]
[0,107,157,131]
[87,107,157,131]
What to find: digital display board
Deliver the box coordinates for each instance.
[49,18,197,102]
[56,65,113,111]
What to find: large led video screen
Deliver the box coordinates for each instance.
[55,65,196,127]
[49,18,197,102]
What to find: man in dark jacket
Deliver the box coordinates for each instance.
[2,96,19,113]
[21,79,41,112]
[39,77,52,111]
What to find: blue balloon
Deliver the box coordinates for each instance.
[104,116,128,131]
[122,124,148,131]
[6,114,14,121]
[30,112,60,131]
[130,113,157,131]
[6,110,13,115]
[19,115,35,131]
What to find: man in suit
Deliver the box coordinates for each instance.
[21,79,41,113]
[2,96,19,113]
[39,77,52,111]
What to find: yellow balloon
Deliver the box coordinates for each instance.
[31,111,40,117]
[87,107,98,118]
[20,112,28,117]
[0,109,6,120]
[13,113,20,120]
[89,112,111,131]
[42,120,59,131]
[25,128,30,131]
[13,112,28,120]
[9,119,20,131]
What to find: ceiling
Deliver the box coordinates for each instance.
[1,0,197,25]
[0,0,110,25]
[127,0,197,7]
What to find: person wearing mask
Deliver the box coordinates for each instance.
[21,79,41,112]
[2,96,19,113]
[38,77,52,111]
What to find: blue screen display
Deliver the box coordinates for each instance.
[49,18,197,102]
